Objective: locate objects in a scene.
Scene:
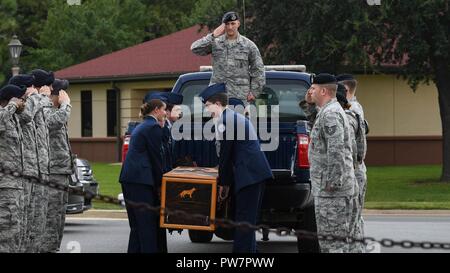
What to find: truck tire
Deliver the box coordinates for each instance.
[296,204,320,253]
[188,230,214,243]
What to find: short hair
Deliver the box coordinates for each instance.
[165,103,174,112]
[341,79,357,94]
[320,83,337,97]
[140,99,165,117]
[207,93,228,106]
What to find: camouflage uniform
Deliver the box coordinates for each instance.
[348,97,367,253]
[308,98,357,253]
[32,94,52,252]
[42,102,73,252]
[191,33,265,104]
[16,94,42,252]
[344,109,367,253]
[0,101,25,253]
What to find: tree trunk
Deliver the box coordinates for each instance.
[434,58,450,181]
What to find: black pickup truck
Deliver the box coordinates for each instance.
[122,67,318,252]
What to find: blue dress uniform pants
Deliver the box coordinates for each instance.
[122,183,160,253]
[233,181,265,253]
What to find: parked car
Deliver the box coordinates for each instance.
[121,66,318,252]
[67,158,99,214]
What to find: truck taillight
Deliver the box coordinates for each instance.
[122,135,130,162]
[297,134,310,168]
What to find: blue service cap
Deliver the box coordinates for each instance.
[336,74,355,82]
[9,74,35,88]
[52,79,69,95]
[30,69,55,88]
[311,73,336,85]
[0,84,27,101]
[143,91,168,103]
[228,97,244,108]
[166,92,183,105]
[198,83,227,103]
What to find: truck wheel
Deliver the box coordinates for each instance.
[188,230,214,243]
[296,204,320,253]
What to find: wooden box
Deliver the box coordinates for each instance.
[160,167,218,231]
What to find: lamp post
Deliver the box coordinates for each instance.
[8,35,23,76]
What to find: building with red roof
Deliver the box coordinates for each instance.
[60,25,442,165]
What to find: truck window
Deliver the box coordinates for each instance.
[260,79,309,121]
[179,78,309,121]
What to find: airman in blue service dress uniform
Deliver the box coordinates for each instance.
[119,99,167,253]
[199,83,273,253]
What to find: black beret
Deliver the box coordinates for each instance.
[336,74,355,82]
[311,73,336,85]
[30,69,55,88]
[336,83,348,105]
[0,84,27,101]
[9,74,35,88]
[222,11,239,23]
[51,79,69,95]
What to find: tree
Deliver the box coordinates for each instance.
[188,0,239,30]
[0,0,18,84]
[368,0,450,181]
[140,0,199,41]
[24,0,148,72]
[248,0,450,181]
[246,0,376,71]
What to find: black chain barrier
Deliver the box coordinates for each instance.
[2,167,450,251]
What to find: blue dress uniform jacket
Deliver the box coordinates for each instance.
[161,120,173,173]
[119,116,165,253]
[217,109,273,193]
[119,116,163,187]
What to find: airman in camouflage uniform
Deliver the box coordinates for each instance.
[9,74,43,252]
[191,11,265,105]
[337,74,368,252]
[42,80,73,253]
[30,69,55,252]
[0,85,26,253]
[307,74,357,253]
[336,83,367,253]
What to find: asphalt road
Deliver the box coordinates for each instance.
[60,215,450,253]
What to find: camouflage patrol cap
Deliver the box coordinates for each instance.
[222,11,239,23]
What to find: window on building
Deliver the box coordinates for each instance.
[107,89,118,137]
[81,91,93,137]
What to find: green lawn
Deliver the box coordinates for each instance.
[89,163,450,210]
[90,163,124,210]
[365,165,450,209]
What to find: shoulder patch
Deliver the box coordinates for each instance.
[324,125,337,135]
